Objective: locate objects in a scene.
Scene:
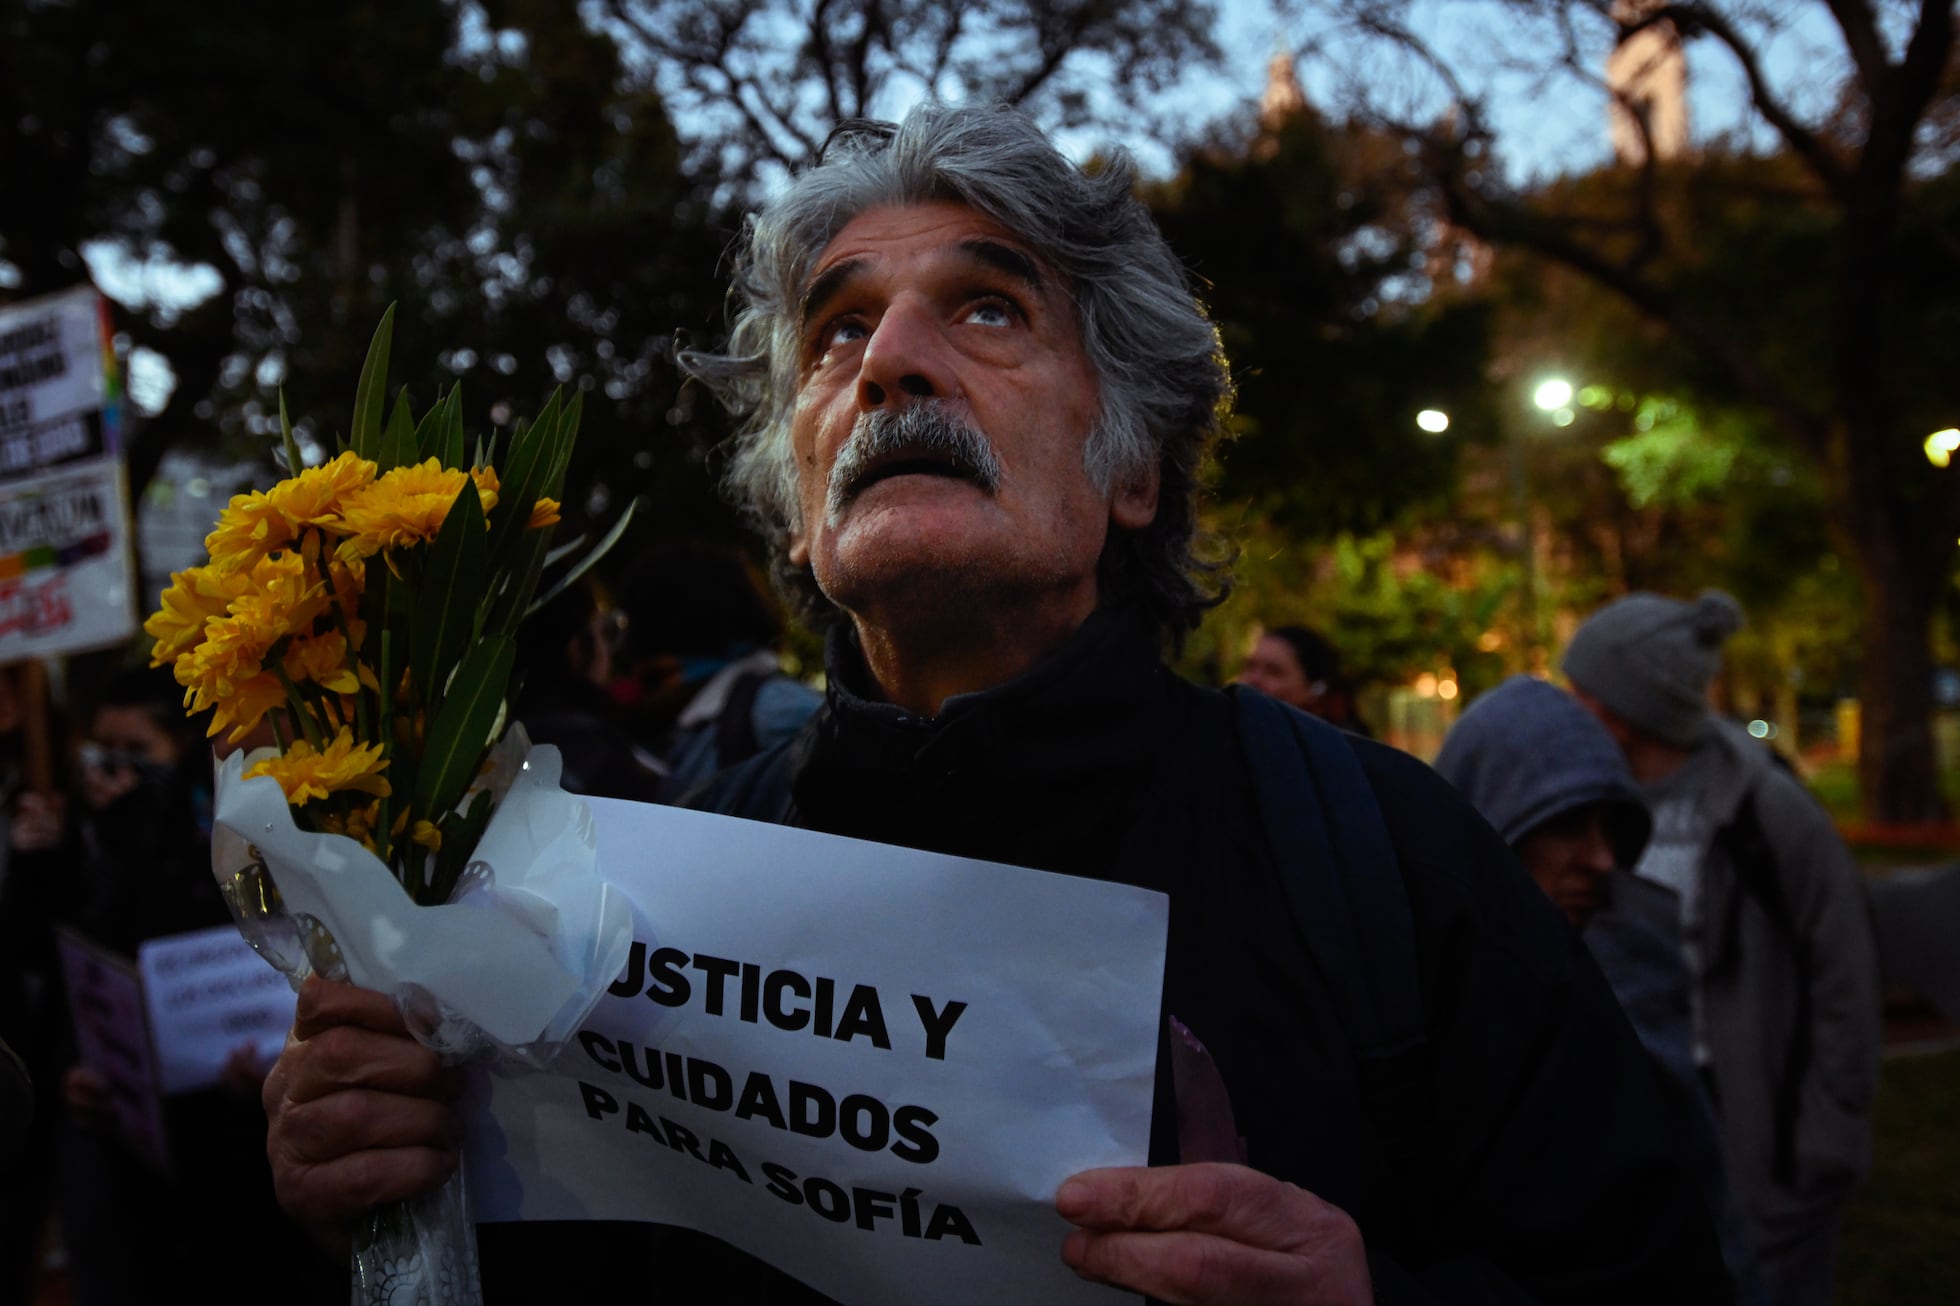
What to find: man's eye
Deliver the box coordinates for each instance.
[964,300,1018,328]
[817,318,868,354]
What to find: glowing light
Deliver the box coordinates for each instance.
[1414,673,1439,698]
[1416,409,1450,433]
[1438,676,1459,701]
[1552,408,1576,427]
[1747,720,1779,740]
[1926,428,1960,468]
[1532,378,1573,412]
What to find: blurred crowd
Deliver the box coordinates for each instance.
[0,543,1880,1306]
[0,539,819,1306]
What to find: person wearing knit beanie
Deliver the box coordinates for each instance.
[1562,589,1744,749]
[1558,587,1881,1306]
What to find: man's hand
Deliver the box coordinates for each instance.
[263,976,466,1251]
[1056,1163,1372,1305]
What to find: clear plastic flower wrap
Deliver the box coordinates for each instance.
[214,732,633,1305]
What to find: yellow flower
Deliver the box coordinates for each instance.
[321,800,382,853]
[203,673,287,744]
[326,554,366,622]
[205,452,377,573]
[410,820,443,853]
[329,459,499,560]
[145,564,252,667]
[283,630,361,695]
[527,498,561,530]
[176,552,334,740]
[244,728,392,806]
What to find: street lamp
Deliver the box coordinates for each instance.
[1533,377,1576,428]
[1513,376,1580,671]
[1533,378,1574,411]
[1416,409,1450,434]
[1925,427,1960,468]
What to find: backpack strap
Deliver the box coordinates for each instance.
[681,736,799,820]
[1232,687,1425,1059]
[1716,788,1810,1187]
[1231,687,1433,1243]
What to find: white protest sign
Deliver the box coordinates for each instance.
[137,925,299,1095]
[55,929,167,1171]
[0,284,138,659]
[467,798,1167,1306]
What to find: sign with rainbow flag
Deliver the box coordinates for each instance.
[0,285,138,659]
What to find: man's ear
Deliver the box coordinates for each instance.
[787,529,810,568]
[1110,463,1160,532]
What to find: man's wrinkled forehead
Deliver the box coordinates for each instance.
[797,206,1053,333]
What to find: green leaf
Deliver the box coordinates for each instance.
[350,305,397,460]
[484,524,554,638]
[428,789,494,906]
[438,383,467,469]
[483,393,560,575]
[414,634,514,832]
[527,500,636,618]
[413,393,447,463]
[544,388,583,497]
[278,391,302,475]
[378,388,418,472]
[411,482,490,723]
[415,383,467,468]
[544,534,589,569]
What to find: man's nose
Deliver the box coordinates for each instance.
[857,298,952,409]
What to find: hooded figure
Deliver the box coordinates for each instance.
[1436,675,1765,1305]
[1562,592,1881,1306]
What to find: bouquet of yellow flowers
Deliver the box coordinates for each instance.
[147,308,632,1306]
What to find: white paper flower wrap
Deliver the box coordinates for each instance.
[211,732,633,1065]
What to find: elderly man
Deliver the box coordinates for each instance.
[263,104,1729,1303]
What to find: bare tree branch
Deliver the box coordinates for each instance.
[1822,0,1890,93]
[1651,3,1853,197]
[1882,0,1959,171]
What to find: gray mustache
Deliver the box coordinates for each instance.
[825,404,1004,521]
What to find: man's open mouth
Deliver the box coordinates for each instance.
[846,446,988,497]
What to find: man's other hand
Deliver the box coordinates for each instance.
[1057,1163,1372,1305]
[263,976,466,1251]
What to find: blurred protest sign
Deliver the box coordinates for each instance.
[0,285,138,661]
[137,924,297,1095]
[56,928,168,1170]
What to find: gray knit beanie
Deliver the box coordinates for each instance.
[1561,589,1745,747]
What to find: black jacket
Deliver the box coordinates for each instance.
[485,611,1729,1303]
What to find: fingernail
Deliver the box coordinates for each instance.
[1054,1178,1087,1215]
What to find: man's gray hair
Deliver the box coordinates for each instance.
[680,101,1232,645]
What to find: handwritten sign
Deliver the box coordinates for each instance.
[467,798,1167,1306]
[138,925,298,1095]
[0,285,137,659]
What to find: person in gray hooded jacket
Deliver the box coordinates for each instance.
[1562,590,1881,1306]
[1435,674,1766,1306]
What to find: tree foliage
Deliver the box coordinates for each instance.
[1,0,741,576]
[591,0,1224,191]
[1291,0,1960,820]
[1147,110,1494,542]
